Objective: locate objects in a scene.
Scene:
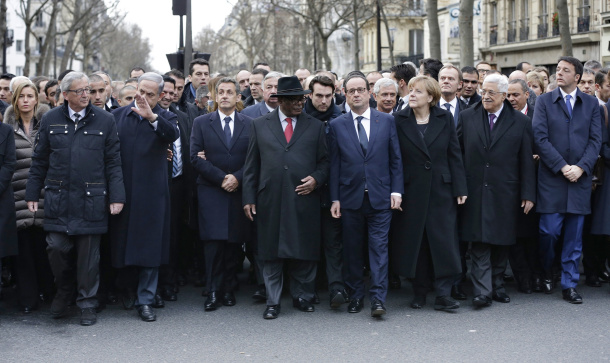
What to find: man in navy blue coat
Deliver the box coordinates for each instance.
[329,73,403,317]
[241,72,282,119]
[533,56,602,304]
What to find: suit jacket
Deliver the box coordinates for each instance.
[457,99,536,245]
[242,109,329,261]
[463,93,481,108]
[241,101,272,119]
[190,111,252,242]
[533,87,602,214]
[329,108,403,210]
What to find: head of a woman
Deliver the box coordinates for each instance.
[407,75,441,110]
[527,72,545,97]
[12,82,38,120]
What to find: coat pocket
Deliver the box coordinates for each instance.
[84,183,107,221]
[442,173,452,183]
[82,130,105,150]
[49,125,69,149]
[44,179,65,219]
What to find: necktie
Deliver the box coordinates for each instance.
[444,103,452,112]
[172,128,182,178]
[565,95,572,118]
[284,117,293,143]
[223,116,232,146]
[73,113,81,123]
[489,113,496,132]
[356,116,368,155]
[395,99,404,112]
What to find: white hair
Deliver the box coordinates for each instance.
[373,78,398,95]
[483,73,509,93]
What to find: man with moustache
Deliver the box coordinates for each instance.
[242,72,282,119]
[461,67,482,108]
[372,78,398,114]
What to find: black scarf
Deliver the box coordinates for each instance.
[304,97,336,122]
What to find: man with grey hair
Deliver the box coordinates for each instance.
[457,73,536,309]
[110,72,179,322]
[242,71,283,119]
[26,71,125,326]
[584,59,602,72]
[372,78,398,114]
[195,85,209,113]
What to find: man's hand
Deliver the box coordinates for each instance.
[330,201,341,218]
[244,204,256,221]
[110,203,124,215]
[27,201,38,213]
[563,165,584,183]
[457,196,467,205]
[522,200,534,214]
[222,174,239,192]
[197,150,206,160]
[533,154,540,161]
[167,148,173,161]
[295,176,317,195]
[391,195,402,211]
[131,93,156,121]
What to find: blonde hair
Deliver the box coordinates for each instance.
[12,82,38,121]
[527,72,545,94]
[407,75,441,107]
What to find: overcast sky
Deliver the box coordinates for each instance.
[116,0,233,72]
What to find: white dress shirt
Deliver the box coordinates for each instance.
[278,108,296,131]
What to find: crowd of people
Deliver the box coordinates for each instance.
[0,55,608,326]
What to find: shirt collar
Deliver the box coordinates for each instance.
[218,110,235,121]
[489,103,504,119]
[352,107,371,121]
[68,106,85,120]
[277,108,294,123]
[559,87,577,101]
[441,96,458,109]
[521,104,528,114]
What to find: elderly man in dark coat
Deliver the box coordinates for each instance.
[0,122,17,300]
[110,73,179,322]
[243,76,329,319]
[458,73,536,308]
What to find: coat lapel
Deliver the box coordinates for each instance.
[287,113,310,147]
[423,107,445,148]
[367,109,380,158]
[229,113,245,151]
[551,87,571,120]
[489,102,515,149]
[474,104,488,146]
[396,107,429,157]
[210,111,230,149]
[343,112,364,158]
[265,109,288,146]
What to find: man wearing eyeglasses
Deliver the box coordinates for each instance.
[475,61,493,91]
[457,73,536,309]
[25,71,125,326]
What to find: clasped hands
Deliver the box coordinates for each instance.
[561,164,584,183]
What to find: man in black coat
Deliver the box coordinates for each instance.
[241,72,282,119]
[179,59,210,106]
[242,68,269,109]
[167,69,204,124]
[460,67,482,108]
[439,65,468,127]
[26,72,125,326]
[457,74,536,308]
[110,73,179,322]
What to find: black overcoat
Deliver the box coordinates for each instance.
[390,106,467,278]
[591,101,610,235]
[0,123,17,258]
[457,100,536,245]
[242,109,329,261]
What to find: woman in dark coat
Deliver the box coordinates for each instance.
[0,117,18,301]
[390,76,467,311]
[4,82,53,312]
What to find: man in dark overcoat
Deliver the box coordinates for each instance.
[0,122,17,302]
[110,72,179,322]
[457,73,536,308]
[242,76,329,319]
[533,56,602,303]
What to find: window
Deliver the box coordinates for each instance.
[540,0,548,25]
[492,3,498,26]
[409,29,423,55]
[579,0,590,17]
[16,40,22,52]
[16,67,23,76]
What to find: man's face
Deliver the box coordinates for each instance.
[507,83,528,111]
[189,64,210,89]
[38,80,48,104]
[578,73,596,96]
[137,80,163,109]
[345,77,370,112]
[0,79,12,102]
[46,85,58,106]
[521,63,533,73]
[366,73,383,90]
[130,69,144,78]
[374,84,397,114]
[118,88,136,106]
[481,81,506,113]
[236,70,251,91]
[310,83,333,113]
[158,83,175,109]
[279,96,306,117]
[462,72,479,98]
[596,76,610,103]
[556,60,579,90]
[89,80,107,108]
[249,74,264,102]
[216,82,239,112]
[170,75,185,102]
[263,77,279,107]
[99,74,112,101]
[390,72,407,97]
[476,64,492,84]
[438,68,461,99]
[63,78,90,111]
[295,69,311,87]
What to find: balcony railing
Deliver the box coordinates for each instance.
[578,15,590,32]
[537,23,548,38]
[507,28,517,43]
[552,24,560,36]
[520,26,529,41]
[490,31,498,45]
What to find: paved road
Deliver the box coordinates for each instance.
[1,274,609,362]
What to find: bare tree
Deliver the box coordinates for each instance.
[426,0,441,59]
[97,23,152,80]
[16,0,51,76]
[34,0,60,76]
[556,0,572,56]
[1,0,6,69]
[459,0,474,66]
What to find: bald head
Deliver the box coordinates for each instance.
[235,70,251,92]
[509,70,527,82]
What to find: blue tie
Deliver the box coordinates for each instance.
[356,116,368,155]
[565,95,572,118]
[172,129,182,178]
[224,116,232,146]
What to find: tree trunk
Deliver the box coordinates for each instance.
[35,0,59,76]
[22,0,32,76]
[556,0,572,56]
[459,0,474,67]
[426,0,441,60]
[319,33,332,70]
[352,0,360,71]
[0,0,7,71]
[380,3,393,67]
[60,1,80,71]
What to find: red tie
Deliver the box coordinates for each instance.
[285,117,293,143]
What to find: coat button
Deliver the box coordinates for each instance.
[424,161,431,170]
[484,182,488,187]
[486,163,490,167]
[284,165,288,170]
[285,148,288,151]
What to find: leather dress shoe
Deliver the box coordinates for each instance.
[532,277,543,293]
[451,285,467,300]
[50,297,69,318]
[161,288,178,301]
[585,275,602,287]
[122,289,136,310]
[293,297,315,312]
[107,292,119,305]
[434,296,460,311]
[152,294,165,308]
[562,288,583,304]
[329,289,346,309]
[252,287,266,302]
[410,295,426,309]
[389,274,401,290]
[600,270,610,283]
[205,291,220,311]
[472,295,492,308]
[177,274,187,286]
[492,291,510,303]
[22,305,36,314]
[263,305,280,319]
[312,292,320,304]
[542,278,554,294]
[222,292,236,306]
[347,298,364,313]
[137,305,156,322]
[370,299,386,317]
[80,308,97,326]
[518,279,533,294]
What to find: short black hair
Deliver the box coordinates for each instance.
[343,73,368,91]
[165,69,185,80]
[558,56,583,80]
[252,68,269,77]
[309,75,335,92]
[420,58,443,81]
[188,58,210,76]
[44,79,58,97]
[516,62,532,71]
[0,73,15,81]
[253,62,269,70]
[389,63,416,84]
[130,67,146,75]
[461,66,479,78]
[58,69,74,82]
[162,75,176,87]
[595,68,609,86]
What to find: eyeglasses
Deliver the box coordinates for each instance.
[480,89,504,97]
[346,87,368,95]
[478,69,491,74]
[286,96,307,104]
[67,88,91,95]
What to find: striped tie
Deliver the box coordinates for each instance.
[172,130,182,178]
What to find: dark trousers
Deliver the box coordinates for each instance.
[411,230,455,297]
[203,240,240,293]
[246,223,264,287]
[319,208,344,291]
[116,266,159,306]
[583,234,610,277]
[263,259,316,306]
[509,237,543,283]
[539,213,584,289]
[97,233,116,304]
[15,227,54,307]
[470,242,509,297]
[160,175,184,291]
[453,241,469,287]
[342,193,392,303]
[46,232,100,309]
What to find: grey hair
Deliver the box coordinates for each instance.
[60,72,89,93]
[509,79,529,93]
[373,78,398,94]
[263,71,284,86]
[196,85,209,102]
[92,70,112,83]
[88,74,105,84]
[483,73,508,93]
[215,77,239,94]
[583,67,596,76]
[138,72,164,95]
[9,76,30,92]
